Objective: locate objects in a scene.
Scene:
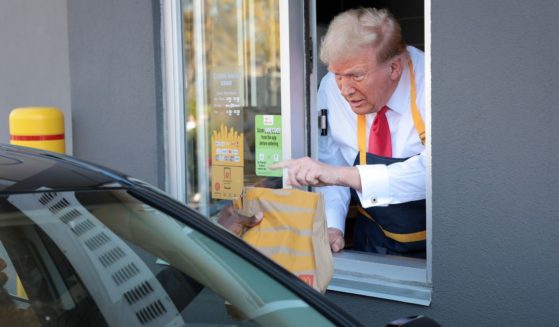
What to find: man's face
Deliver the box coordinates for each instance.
[328,47,397,115]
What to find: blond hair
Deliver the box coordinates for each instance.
[320,7,406,65]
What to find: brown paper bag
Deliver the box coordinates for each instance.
[234,187,333,293]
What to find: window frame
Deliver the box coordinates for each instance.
[162,0,433,306]
[309,0,433,306]
[162,0,187,204]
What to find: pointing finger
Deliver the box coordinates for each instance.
[268,161,287,170]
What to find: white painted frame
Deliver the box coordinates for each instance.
[161,0,186,204]
[279,0,307,180]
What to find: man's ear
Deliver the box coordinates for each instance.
[389,56,403,80]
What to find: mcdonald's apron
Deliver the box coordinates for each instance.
[351,55,426,257]
[351,153,426,257]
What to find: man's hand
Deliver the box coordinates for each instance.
[215,205,263,236]
[328,228,345,253]
[269,157,362,191]
[269,157,339,187]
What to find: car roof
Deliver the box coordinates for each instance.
[0,144,131,194]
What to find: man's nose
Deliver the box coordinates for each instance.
[339,79,356,97]
[338,76,355,97]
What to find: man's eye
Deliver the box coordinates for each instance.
[353,74,366,81]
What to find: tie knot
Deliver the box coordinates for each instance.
[378,106,388,115]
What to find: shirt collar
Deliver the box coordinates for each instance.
[385,58,411,115]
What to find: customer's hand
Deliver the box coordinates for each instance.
[328,228,345,253]
[215,205,263,236]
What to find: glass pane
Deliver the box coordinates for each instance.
[1,190,332,326]
[182,0,282,216]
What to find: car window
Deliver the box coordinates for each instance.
[0,190,334,326]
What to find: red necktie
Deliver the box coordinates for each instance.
[368,106,392,157]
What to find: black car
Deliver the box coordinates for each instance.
[0,144,364,326]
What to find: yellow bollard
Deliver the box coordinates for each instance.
[9,107,65,154]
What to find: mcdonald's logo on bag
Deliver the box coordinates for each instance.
[298,274,315,288]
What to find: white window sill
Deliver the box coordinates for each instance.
[327,250,432,306]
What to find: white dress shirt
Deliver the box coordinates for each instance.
[317,46,426,233]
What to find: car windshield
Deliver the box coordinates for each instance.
[0,189,333,326]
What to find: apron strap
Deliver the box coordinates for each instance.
[356,55,425,166]
[357,206,426,243]
[357,114,367,165]
[408,58,425,145]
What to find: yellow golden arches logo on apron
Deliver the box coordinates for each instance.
[234,187,333,293]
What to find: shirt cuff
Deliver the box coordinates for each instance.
[356,164,391,207]
[325,206,347,235]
